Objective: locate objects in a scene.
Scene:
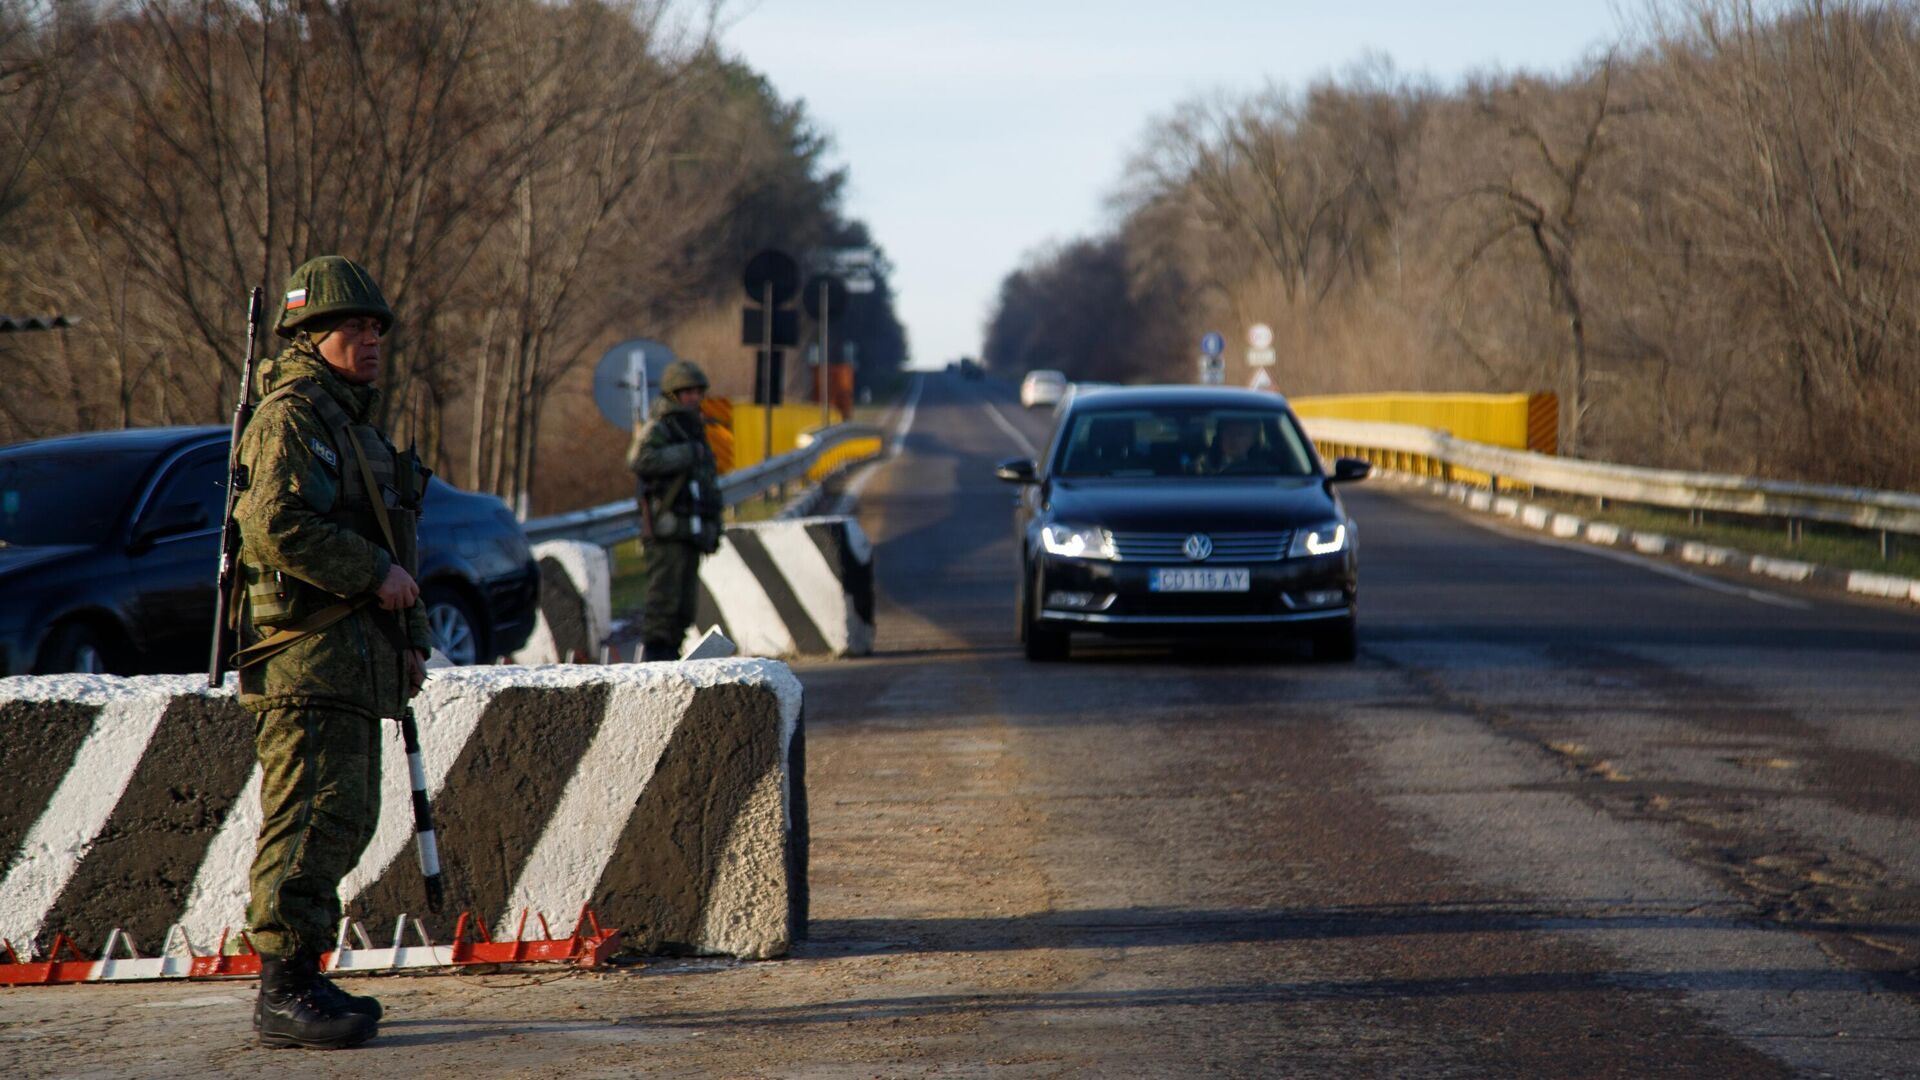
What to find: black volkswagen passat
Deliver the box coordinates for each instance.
[0,426,539,676]
[996,386,1370,662]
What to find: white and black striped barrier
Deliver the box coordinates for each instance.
[0,661,806,964]
[513,540,613,665]
[690,516,875,659]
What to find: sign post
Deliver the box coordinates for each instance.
[743,250,801,465]
[804,274,849,429]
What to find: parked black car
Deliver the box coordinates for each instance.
[0,426,539,676]
[995,386,1370,662]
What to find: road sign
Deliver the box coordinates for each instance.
[1248,368,1275,392]
[1247,347,1277,367]
[743,250,801,305]
[742,307,799,347]
[1248,323,1273,349]
[1200,331,1225,356]
[1198,353,1225,385]
[808,246,879,294]
[592,338,673,431]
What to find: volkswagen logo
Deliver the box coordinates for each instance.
[1183,533,1213,561]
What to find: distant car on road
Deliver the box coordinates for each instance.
[1019,369,1067,409]
[958,357,985,380]
[0,426,539,676]
[1054,381,1116,416]
[995,386,1370,662]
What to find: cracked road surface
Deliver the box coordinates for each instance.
[4,373,1918,1077]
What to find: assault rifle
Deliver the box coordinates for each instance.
[208,286,266,688]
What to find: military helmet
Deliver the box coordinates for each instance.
[274,255,395,339]
[660,360,710,395]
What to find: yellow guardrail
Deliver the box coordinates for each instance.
[806,436,884,483]
[1292,391,1558,489]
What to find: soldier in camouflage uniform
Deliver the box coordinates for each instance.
[230,256,432,1049]
[628,360,722,660]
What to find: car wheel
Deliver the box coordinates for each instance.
[37,621,113,675]
[1022,564,1069,662]
[1311,615,1358,663]
[423,584,485,666]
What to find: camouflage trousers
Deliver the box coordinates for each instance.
[641,539,702,648]
[247,705,381,957]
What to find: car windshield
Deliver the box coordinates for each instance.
[0,446,154,546]
[1054,406,1317,479]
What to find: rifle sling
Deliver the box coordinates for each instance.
[229,596,371,671]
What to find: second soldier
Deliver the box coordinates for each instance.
[628,360,722,660]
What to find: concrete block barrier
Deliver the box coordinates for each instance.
[514,540,613,665]
[0,660,805,962]
[692,516,875,659]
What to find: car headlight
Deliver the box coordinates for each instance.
[1041,523,1116,560]
[1289,521,1348,557]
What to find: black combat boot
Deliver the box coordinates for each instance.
[312,967,384,1021]
[254,952,383,1030]
[255,950,378,1049]
[641,639,678,662]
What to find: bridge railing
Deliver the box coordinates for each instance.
[1301,416,1920,549]
[524,421,883,547]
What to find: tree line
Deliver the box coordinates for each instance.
[985,0,1920,488]
[0,0,906,515]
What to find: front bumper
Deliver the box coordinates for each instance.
[1036,552,1355,633]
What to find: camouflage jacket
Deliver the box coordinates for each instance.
[234,345,432,717]
[626,395,721,549]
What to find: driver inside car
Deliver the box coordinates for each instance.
[1199,416,1277,474]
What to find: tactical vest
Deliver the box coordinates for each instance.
[243,379,429,630]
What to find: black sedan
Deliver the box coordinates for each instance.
[0,426,539,676]
[996,386,1369,661]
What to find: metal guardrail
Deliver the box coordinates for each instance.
[1302,416,1920,539]
[523,421,883,546]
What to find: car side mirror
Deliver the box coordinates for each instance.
[1329,457,1372,484]
[995,458,1038,485]
[131,502,210,550]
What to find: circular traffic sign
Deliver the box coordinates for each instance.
[592,338,675,431]
[803,274,849,322]
[744,249,801,305]
[1248,323,1274,349]
[1200,331,1225,356]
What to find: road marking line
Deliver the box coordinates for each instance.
[834,375,922,515]
[982,399,1039,458]
[890,374,923,457]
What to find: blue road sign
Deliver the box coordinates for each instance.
[1200,332,1225,356]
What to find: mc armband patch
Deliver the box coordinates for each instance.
[310,436,339,469]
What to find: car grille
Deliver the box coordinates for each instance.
[1107,530,1294,562]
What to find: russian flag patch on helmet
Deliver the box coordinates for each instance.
[284,288,308,310]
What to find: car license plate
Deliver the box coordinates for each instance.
[1149,567,1250,592]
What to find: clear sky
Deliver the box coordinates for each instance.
[721,1,1629,370]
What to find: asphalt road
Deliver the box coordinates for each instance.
[795,373,1920,1076]
[5,371,1917,1078]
